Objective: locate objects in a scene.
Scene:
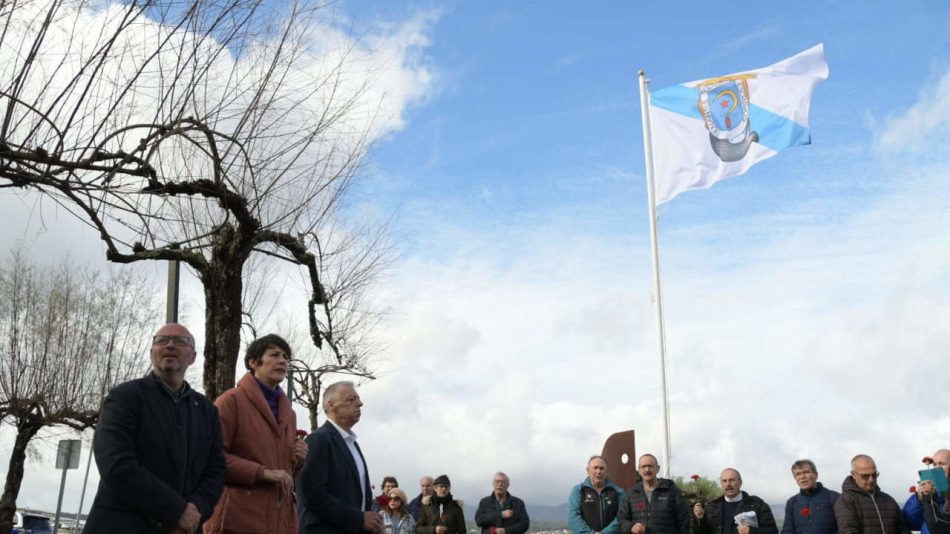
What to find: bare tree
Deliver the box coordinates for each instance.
[242,221,393,429]
[0,0,412,398]
[0,250,156,532]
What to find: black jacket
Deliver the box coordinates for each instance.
[85,374,226,533]
[834,476,909,534]
[693,492,779,534]
[475,492,530,534]
[618,479,689,534]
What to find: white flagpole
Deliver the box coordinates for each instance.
[638,70,672,479]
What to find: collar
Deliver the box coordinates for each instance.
[329,418,358,442]
[151,372,191,402]
[724,492,743,503]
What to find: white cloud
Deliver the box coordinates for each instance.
[876,66,950,155]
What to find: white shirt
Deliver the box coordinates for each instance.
[329,419,368,509]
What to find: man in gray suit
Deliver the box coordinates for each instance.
[298,381,383,534]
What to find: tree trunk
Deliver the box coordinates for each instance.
[0,417,43,533]
[201,225,249,400]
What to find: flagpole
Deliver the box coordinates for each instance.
[638,70,672,479]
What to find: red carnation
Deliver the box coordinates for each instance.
[637,502,646,510]
[800,507,811,518]
[923,456,935,465]
[691,474,700,480]
[909,485,917,493]
[296,429,309,440]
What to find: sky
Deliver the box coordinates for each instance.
[2,0,950,519]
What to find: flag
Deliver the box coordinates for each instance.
[648,43,828,205]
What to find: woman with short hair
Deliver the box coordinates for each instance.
[204,334,307,533]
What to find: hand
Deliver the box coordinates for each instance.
[633,523,647,534]
[262,468,295,498]
[738,523,751,534]
[693,502,704,519]
[435,526,448,534]
[363,511,384,533]
[918,480,934,498]
[496,529,506,534]
[501,509,513,519]
[176,502,201,533]
[293,440,308,466]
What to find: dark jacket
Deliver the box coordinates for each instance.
[918,492,950,534]
[618,478,689,534]
[693,491,778,534]
[417,495,467,534]
[475,492,530,534]
[569,478,624,534]
[834,476,909,534]
[298,421,373,534]
[85,374,226,533]
[408,494,425,521]
[782,482,840,534]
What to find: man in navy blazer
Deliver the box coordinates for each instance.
[85,323,225,533]
[298,381,383,534]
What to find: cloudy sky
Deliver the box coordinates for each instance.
[3,0,949,518]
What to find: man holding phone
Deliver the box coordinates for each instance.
[903,449,950,534]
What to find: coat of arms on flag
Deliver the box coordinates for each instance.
[646,44,828,205]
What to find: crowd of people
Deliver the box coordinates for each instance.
[78,323,950,534]
[568,452,950,534]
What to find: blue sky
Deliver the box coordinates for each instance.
[2,0,949,516]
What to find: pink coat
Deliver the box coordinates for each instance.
[204,372,302,534]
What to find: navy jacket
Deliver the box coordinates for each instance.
[782,482,840,534]
[298,420,373,534]
[84,374,226,533]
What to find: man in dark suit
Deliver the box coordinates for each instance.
[298,381,383,534]
[85,323,225,533]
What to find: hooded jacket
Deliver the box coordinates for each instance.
[833,476,909,534]
[417,494,467,534]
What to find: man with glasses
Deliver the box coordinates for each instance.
[834,454,909,534]
[618,454,689,534]
[692,468,777,534]
[85,324,226,533]
[475,472,530,534]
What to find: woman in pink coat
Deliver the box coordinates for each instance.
[204,334,308,533]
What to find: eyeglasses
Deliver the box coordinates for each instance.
[152,335,193,348]
[854,472,879,480]
[389,496,402,501]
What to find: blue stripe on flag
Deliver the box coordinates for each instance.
[651,85,811,151]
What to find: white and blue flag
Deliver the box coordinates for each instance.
[648,43,828,205]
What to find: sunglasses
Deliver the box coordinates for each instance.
[854,472,879,480]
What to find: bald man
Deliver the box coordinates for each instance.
[86,324,225,533]
[903,449,950,534]
[834,454,909,534]
[692,468,777,534]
